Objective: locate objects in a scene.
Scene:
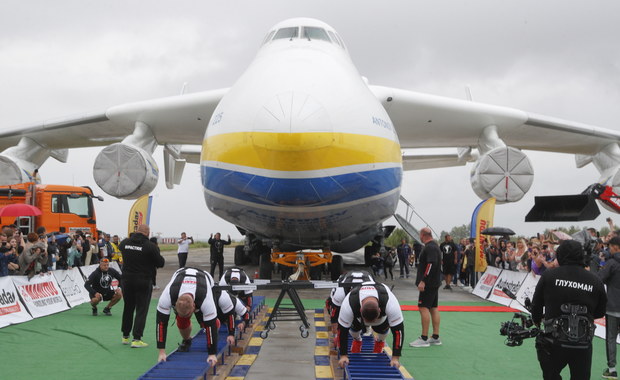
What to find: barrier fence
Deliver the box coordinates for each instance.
[0,263,121,328]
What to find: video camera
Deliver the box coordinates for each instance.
[499,288,540,347]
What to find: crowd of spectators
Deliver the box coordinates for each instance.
[482,218,619,276]
[0,223,124,278]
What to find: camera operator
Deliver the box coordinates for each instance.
[531,240,607,380]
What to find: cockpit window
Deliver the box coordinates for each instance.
[302,27,330,42]
[328,31,343,48]
[262,30,276,45]
[273,27,299,40]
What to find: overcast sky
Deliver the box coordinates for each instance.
[1,1,620,241]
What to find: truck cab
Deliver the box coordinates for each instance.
[0,182,103,239]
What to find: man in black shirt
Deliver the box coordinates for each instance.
[119,224,165,348]
[410,227,442,348]
[208,233,231,280]
[439,234,458,290]
[84,258,122,316]
[531,240,607,380]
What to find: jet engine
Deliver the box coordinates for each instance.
[470,146,534,203]
[93,143,159,200]
[0,155,34,185]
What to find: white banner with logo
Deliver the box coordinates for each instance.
[510,273,540,312]
[79,264,98,282]
[0,276,33,328]
[12,272,69,318]
[53,268,91,307]
[110,261,122,275]
[472,266,501,299]
[488,270,528,306]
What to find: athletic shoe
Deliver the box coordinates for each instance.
[91,307,98,316]
[603,369,618,379]
[102,307,112,316]
[351,339,363,353]
[409,337,430,347]
[178,338,192,352]
[443,285,452,290]
[428,337,442,346]
[373,340,385,353]
[131,340,149,348]
[399,275,404,279]
[121,336,130,345]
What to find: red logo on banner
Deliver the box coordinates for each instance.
[483,275,497,286]
[21,281,59,300]
[0,288,21,315]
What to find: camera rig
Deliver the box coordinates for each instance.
[498,288,540,347]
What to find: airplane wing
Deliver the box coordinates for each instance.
[0,88,228,152]
[369,85,620,156]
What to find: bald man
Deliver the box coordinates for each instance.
[410,227,442,348]
[119,224,165,348]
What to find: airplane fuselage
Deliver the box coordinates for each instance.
[201,21,402,252]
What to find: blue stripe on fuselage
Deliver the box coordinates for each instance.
[201,166,402,207]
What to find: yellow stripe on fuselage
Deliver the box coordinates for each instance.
[201,132,401,171]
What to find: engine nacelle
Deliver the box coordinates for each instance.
[470,146,534,203]
[93,143,159,200]
[0,155,37,185]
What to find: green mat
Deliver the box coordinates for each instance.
[0,299,611,380]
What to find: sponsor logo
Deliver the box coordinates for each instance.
[131,211,144,234]
[124,245,143,251]
[20,281,59,301]
[0,288,16,305]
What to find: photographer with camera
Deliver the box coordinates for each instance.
[177,232,194,268]
[531,240,607,380]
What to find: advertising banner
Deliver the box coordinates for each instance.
[0,276,32,328]
[472,266,501,299]
[53,268,91,307]
[488,270,528,306]
[12,272,69,318]
[510,273,540,312]
[470,198,496,272]
[128,194,152,237]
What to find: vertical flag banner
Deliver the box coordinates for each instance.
[470,197,496,272]
[128,195,152,237]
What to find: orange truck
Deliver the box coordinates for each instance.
[0,182,103,238]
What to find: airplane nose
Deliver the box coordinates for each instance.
[252,91,333,150]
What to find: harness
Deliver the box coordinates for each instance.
[224,267,247,284]
[170,267,210,308]
[349,283,388,320]
[341,271,374,295]
[544,303,595,347]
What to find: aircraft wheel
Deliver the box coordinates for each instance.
[259,252,273,279]
[330,255,344,281]
[234,245,246,266]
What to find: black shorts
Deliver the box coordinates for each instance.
[442,263,456,275]
[418,287,439,309]
[91,289,115,301]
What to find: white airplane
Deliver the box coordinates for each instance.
[1,18,620,269]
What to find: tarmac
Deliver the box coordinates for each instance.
[154,247,480,380]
